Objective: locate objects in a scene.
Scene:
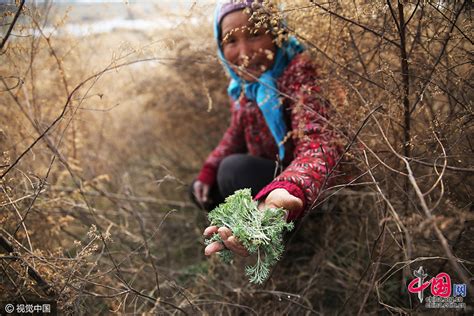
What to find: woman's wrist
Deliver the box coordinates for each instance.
[255,181,306,220]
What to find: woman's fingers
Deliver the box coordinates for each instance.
[204,241,225,256]
[193,181,211,205]
[202,184,209,203]
[203,226,224,256]
[193,181,202,202]
[217,227,232,240]
[218,227,249,256]
[224,236,249,257]
[203,225,219,238]
[204,227,249,257]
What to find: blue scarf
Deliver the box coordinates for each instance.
[214,4,304,160]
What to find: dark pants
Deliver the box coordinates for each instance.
[190,154,278,211]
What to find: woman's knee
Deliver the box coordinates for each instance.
[218,154,248,177]
[217,154,275,197]
[217,154,246,195]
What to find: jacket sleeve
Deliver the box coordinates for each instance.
[197,99,247,186]
[255,56,341,221]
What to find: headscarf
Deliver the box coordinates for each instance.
[214,1,304,160]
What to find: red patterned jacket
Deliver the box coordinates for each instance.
[197,53,340,221]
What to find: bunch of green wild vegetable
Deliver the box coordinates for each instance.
[206,189,294,284]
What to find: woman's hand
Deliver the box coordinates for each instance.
[193,180,210,206]
[203,188,303,257]
[204,226,250,257]
[258,188,304,220]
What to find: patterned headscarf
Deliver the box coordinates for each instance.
[214,0,304,160]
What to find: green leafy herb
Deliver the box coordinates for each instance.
[206,189,294,284]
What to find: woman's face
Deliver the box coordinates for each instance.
[220,10,277,82]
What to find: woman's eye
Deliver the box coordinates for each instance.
[222,35,236,45]
[249,29,265,38]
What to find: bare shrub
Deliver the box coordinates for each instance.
[0,0,472,314]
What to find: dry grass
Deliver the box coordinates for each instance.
[0,1,472,315]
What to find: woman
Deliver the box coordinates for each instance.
[192,0,340,257]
